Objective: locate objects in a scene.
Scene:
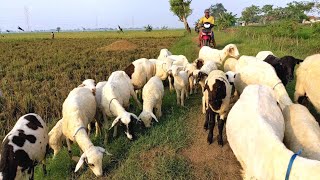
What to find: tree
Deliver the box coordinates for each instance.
[241,5,261,24]
[216,12,237,30]
[284,1,315,22]
[209,3,227,20]
[144,24,153,32]
[56,27,61,33]
[209,3,236,29]
[261,5,274,24]
[169,0,192,33]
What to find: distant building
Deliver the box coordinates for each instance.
[303,16,320,24]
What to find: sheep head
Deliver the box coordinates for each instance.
[168,65,184,76]
[75,146,111,177]
[138,111,158,128]
[79,79,96,95]
[109,112,142,140]
[225,71,236,86]
[224,44,240,59]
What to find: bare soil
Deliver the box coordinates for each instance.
[98,40,137,51]
[180,98,242,180]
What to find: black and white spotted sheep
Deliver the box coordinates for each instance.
[0,113,49,180]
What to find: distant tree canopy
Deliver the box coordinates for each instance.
[209,3,236,30]
[169,0,192,33]
[241,1,317,24]
[56,27,61,32]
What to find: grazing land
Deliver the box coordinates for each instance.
[0,27,319,179]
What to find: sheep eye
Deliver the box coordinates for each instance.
[88,163,95,167]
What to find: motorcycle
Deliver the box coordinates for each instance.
[200,22,215,48]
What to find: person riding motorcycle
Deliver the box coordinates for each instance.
[198,9,216,47]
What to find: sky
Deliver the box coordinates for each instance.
[0,0,297,31]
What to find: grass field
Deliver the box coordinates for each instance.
[0,28,319,179]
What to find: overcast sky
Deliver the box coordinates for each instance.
[0,0,296,31]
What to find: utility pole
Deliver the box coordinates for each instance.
[24,6,30,31]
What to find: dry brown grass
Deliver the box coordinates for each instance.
[97,40,138,51]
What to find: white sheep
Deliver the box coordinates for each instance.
[256,50,274,61]
[283,104,320,161]
[198,44,240,69]
[48,119,64,157]
[223,57,238,72]
[234,59,292,110]
[184,62,198,95]
[168,65,189,106]
[124,58,156,90]
[149,58,175,91]
[61,86,110,177]
[193,61,217,92]
[295,54,320,112]
[0,113,49,180]
[78,79,96,95]
[157,48,172,59]
[101,71,142,141]
[169,55,189,67]
[138,76,164,127]
[227,84,320,180]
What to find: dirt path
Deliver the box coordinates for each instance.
[180,97,242,179]
[180,37,242,180]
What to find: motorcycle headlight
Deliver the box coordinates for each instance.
[204,24,210,28]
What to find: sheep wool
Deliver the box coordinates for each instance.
[227,85,320,180]
[295,54,320,112]
[139,76,164,127]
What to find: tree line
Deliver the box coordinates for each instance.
[169,0,320,32]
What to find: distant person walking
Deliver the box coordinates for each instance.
[51,32,55,39]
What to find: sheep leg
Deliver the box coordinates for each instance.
[87,123,92,136]
[42,159,47,175]
[181,89,185,106]
[95,121,102,137]
[218,118,225,146]
[185,85,189,99]
[113,125,118,137]
[168,76,174,92]
[202,96,206,114]
[66,138,72,157]
[155,101,162,118]
[131,88,142,109]
[176,89,181,105]
[189,77,193,95]
[207,109,215,144]
[204,108,210,131]
[31,166,35,180]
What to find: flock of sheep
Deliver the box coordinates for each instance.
[1,42,320,179]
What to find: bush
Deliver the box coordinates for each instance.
[144,24,153,32]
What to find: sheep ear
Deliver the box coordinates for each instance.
[109,117,121,130]
[225,74,229,80]
[97,146,112,156]
[150,112,159,122]
[75,153,86,172]
[297,59,303,64]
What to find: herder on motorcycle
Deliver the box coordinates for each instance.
[198,9,216,48]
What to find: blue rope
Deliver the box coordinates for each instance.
[285,149,302,180]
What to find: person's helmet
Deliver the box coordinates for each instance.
[204,9,210,13]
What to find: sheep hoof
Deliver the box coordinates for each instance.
[207,136,213,144]
[218,139,224,146]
